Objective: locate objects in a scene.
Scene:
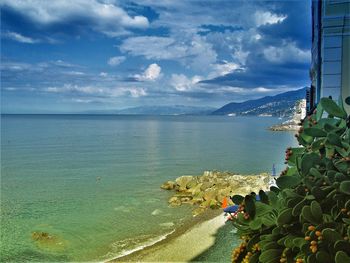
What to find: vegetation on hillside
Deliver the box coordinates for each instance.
[228,98,350,263]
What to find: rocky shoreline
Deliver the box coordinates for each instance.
[269,122,300,131]
[161,170,271,217]
[269,99,305,131]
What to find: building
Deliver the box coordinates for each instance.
[309,0,350,114]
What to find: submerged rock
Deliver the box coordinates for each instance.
[151,209,162,216]
[168,196,181,207]
[160,181,176,190]
[32,232,52,241]
[31,231,66,252]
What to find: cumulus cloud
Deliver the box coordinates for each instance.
[209,61,242,79]
[120,34,217,70]
[0,0,149,36]
[263,42,310,64]
[170,74,202,92]
[4,31,40,44]
[108,56,125,66]
[134,63,162,81]
[254,11,287,27]
[100,72,108,77]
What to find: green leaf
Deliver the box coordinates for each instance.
[302,205,320,224]
[276,176,301,189]
[277,208,293,226]
[301,153,321,175]
[316,251,332,263]
[316,102,324,121]
[304,127,327,137]
[293,237,307,249]
[259,190,269,204]
[244,194,256,218]
[335,251,350,263]
[249,253,259,263]
[249,218,263,230]
[292,199,306,217]
[327,133,343,147]
[230,194,244,204]
[334,240,350,254]
[255,202,273,216]
[309,167,323,178]
[339,181,350,195]
[261,214,276,227]
[320,97,347,119]
[259,249,282,263]
[310,201,322,220]
[322,228,343,243]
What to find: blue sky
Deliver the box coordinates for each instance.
[1,0,311,113]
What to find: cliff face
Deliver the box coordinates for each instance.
[161,171,271,216]
[269,99,306,131]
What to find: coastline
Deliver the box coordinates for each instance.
[106,209,225,262]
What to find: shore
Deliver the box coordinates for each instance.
[107,171,270,262]
[107,209,227,262]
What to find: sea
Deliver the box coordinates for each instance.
[0,114,297,262]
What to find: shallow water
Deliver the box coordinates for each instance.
[1,115,296,262]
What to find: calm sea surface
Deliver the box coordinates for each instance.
[1,115,296,262]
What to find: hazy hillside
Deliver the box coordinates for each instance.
[211,88,307,117]
[115,105,216,115]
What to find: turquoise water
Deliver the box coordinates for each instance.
[1,115,296,262]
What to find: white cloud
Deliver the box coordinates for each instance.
[134,63,162,81]
[64,71,85,76]
[120,34,217,70]
[209,61,241,79]
[45,84,147,98]
[254,11,287,27]
[108,56,125,66]
[5,31,40,44]
[120,36,176,60]
[100,72,108,77]
[170,74,201,91]
[0,0,149,36]
[263,42,310,64]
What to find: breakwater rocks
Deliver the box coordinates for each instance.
[269,122,300,131]
[160,171,271,217]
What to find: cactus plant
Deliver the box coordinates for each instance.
[229,98,350,263]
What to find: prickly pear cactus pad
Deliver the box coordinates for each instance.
[229,98,350,263]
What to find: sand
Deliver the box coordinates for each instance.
[108,211,227,262]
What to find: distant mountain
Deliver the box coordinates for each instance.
[114,105,216,115]
[211,87,307,117]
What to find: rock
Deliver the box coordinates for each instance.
[186,178,198,189]
[188,183,202,195]
[151,209,162,216]
[189,197,203,205]
[180,196,192,203]
[176,176,194,191]
[200,181,214,191]
[160,181,176,190]
[192,207,206,217]
[168,196,181,207]
[31,231,66,252]
[209,199,220,209]
[203,189,218,201]
[161,170,270,216]
[199,199,211,208]
[32,232,52,241]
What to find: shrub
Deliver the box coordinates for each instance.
[229,98,350,263]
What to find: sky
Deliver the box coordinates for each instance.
[1,0,311,113]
